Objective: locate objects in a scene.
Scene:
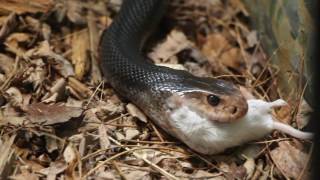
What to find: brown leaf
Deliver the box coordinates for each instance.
[6,32,31,44]
[67,77,92,99]
[42,78,67,103]
[63,144,77,164]
[149,30,193,63]
[296,99,312,129]
[219,47,245,73]
[0,136,15,179]
[0,53,15,76]
[65,1,86,24]
[36,41,75,78]
[87,10,102,84]
[23,59,46,90]
[98,124,110,149]
[0,0,54,14]
[38,162,67,179]
[10,171,39,180]
[71,29,90,80]
[5,87,23,106]
[0,105,25,126]
[0,13,17,42]
[24,103,83,125]
[246,31,258,47]
[270,141,309,179]
[126,103,147,123]
[115,132,125,141]
[243,157,255,179]
[124,128,140,140]
[5,32,31,54]
[202,33,231,58]
[192,170,223,179]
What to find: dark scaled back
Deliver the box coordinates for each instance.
[99,0,239,104]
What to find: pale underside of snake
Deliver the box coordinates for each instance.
[99,0,313,154]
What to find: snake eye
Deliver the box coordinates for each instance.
[207,95,220,106]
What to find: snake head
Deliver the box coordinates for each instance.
[167,77,248,123]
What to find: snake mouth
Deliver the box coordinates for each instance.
[166,92,248,123]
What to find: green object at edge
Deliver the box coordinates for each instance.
[242,0,315,105]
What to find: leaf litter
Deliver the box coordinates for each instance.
[0,0,313,179]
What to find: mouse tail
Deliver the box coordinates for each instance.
[273,121,313,140]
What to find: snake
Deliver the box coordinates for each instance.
[99,0,249,154]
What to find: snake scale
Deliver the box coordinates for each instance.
[99,0,249,154]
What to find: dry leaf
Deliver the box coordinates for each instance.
[5,87,23,106]
[65,1,86,24]
[42,78,67,103]
[0,106,25,126]
[219,47,245,73]
[6,32,31,44]
[98,124,110,149]
[38,162,67,179]
[96,171,119,180]
[0,53,14,75]
[122,168,150,180]
[0,0,53,14]
[71,29,90,80]
[296,99,312,129]
[24,103,83,125]
[126,103,147,123]
[5,32,31,54]
[36,41,75,78]
[202,33,230,58]
[192,170,223,179]
[124,128,139,140]
[0,13,17,42]
[64,144,77,164]
[23,59,46,90]
[270,141,309,179]
[149,30,193,63]
[115,132,125,141]
[9,171,39,180]
[243,157,255,179]
[246,31,258,47]
[0,136,15,179]
[275,102,292,124]
[156,63,186,70]
[67,77,92,99]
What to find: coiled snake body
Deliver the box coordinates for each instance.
[100,0,249,154]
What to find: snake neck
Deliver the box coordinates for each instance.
[103,0,167,55]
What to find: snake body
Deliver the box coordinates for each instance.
[100,0,249,154]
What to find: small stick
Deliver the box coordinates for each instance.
[109,136,179,180]
[82,148,137,179]
[150,123,165,142]
[112,161,128,180]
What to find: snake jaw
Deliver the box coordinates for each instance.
[167,89,248,123]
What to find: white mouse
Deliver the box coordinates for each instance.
[168,99,313,154]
